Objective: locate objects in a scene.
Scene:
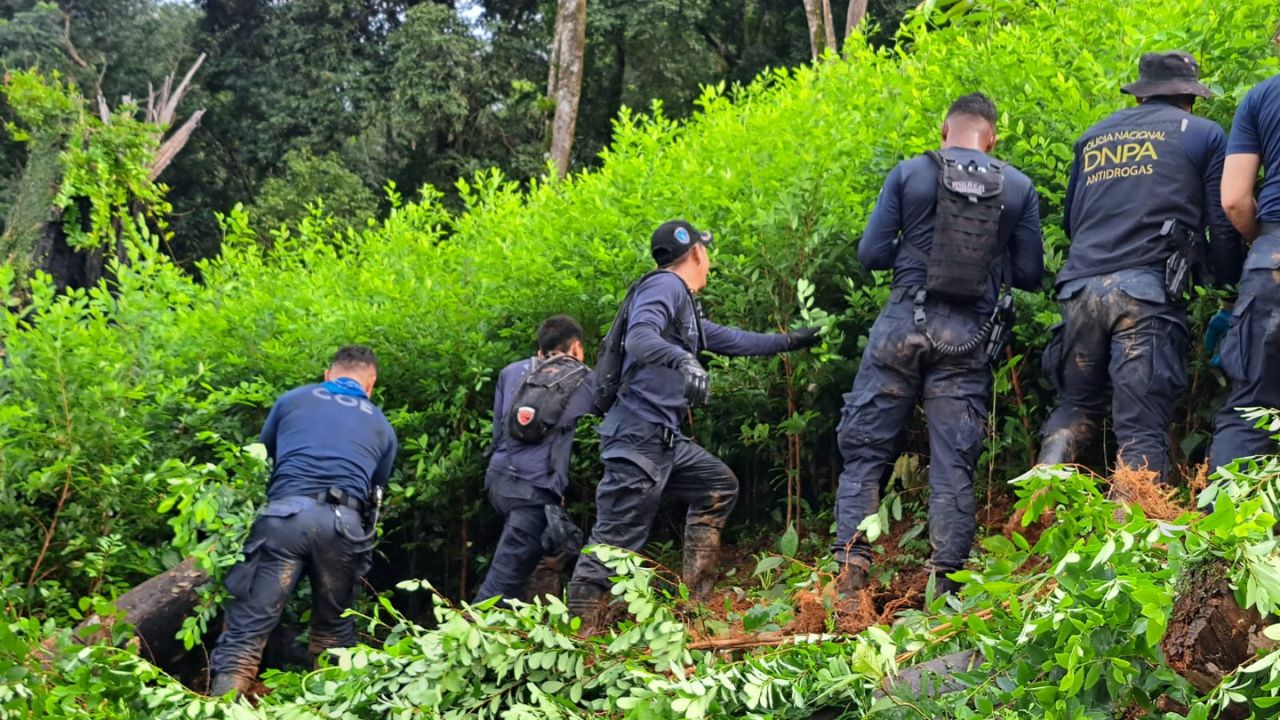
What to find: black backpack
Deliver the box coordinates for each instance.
[506,354,590,444]
[921,150,1006,302]
[592,270,705,414]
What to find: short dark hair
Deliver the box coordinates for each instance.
[1144,93,1198,108]
[537,315,583,354]
[331,345,378,372]
[946,92,998,127]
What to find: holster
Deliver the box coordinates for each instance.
[1161,218,1205,301]
[983,293,1015,366]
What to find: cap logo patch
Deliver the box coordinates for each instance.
[674,227,691,244]
[516,406,536,426]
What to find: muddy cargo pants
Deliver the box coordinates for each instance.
[209,495,368,684]
[832,291,992,575]
[1038,268,1188,481]
[473,468,560,602]
[1209,230,1280,469]
[567,406,738,597]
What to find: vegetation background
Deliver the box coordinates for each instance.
[3,0,1280,717]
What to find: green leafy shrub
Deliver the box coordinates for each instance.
[0,0,1278,696]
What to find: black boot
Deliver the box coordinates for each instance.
[682,526,722,602]
[208,671,253,698]
[836,556,870,599]
[566,582,605,636]
[929,569,963,597]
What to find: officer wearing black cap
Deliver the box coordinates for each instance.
[565,220,820,629]
[1209,26,1280,469]
[833,93,1044,598]
[1039,51,1243,483]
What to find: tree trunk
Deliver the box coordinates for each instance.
[1162,561,1276,718]
[801,0,838,60]
[820,0,837,56]
[546,0,588,179]
[845,0,868,41]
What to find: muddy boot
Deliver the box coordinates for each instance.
[928,568,963,597]
[566,582,606,637]
[682,526,722,602]
[836,556,870,600]
[208,671,254,698]
[1037,429,1075,466]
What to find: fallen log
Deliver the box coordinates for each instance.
[74,557,209,668]
[1162,561,1277,719]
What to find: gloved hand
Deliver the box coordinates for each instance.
[786,326,822,350]
[676,354,710,407]
[1204,308,1231,368]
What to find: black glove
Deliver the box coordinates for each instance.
[786,326,822,350]
[676,354,710,407]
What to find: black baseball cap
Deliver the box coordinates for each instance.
[1121,50,1211,99]
[650,220,713,266]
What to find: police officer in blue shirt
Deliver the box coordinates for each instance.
[565,221,820,630]
[1209,27,1280,469]
[208,346,397,697]
[474,315,595,602]
[834,93,1044,597]
[1039,51,1243,483]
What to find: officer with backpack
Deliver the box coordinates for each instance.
[1208,27,1280,470]
[209,346,397,697]
[833,93,1044,597]
[1038,52,1243,483]
[474,315,594,602]
[565,220,820,629]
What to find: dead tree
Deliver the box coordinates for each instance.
[0,54,205,295]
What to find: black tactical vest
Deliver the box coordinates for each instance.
[922,150,1006,302]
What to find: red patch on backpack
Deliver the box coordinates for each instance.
[516,406,536,426]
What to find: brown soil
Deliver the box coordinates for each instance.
[835,588,877,635]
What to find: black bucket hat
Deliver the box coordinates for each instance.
[651,220,713,266]
[1121,50,1212,99]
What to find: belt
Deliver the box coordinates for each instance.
[310,491,364,513]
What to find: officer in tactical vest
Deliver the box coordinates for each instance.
[1209,26,1280,469]
[1039,51,1243,483]
[474,315,595,602]
[565,220,820,630]
[208,346,397,697]
[833,93,1044,597]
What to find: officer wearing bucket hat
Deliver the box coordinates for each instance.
[1208,25,1280,470]
[565,220,820,630]
[1039,51,1243,483]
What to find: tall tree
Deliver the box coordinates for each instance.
[800,0,836,60]
[546,0,587,178]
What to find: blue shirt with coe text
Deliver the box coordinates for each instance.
[261,382,398,504]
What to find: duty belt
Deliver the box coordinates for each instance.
[311,490,365,514]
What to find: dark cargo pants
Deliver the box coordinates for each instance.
[832,293,992,574]
[1209,232,1280,468]
[473,468,560,602]
[1039,269,1188,481]
[209,496,367,681]
[569,406,738,591]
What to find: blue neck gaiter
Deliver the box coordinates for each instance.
[323,377,368,398]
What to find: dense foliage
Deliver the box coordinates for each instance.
[1,0,913,258]
[2,0,1280,716]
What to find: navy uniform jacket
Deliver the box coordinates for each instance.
[616,271,790,430]
[488,358,596,496]
[860,146,1045,307]
[261,382,398,504]
[1228,73,1280,270]
[1059,100,1243,286]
